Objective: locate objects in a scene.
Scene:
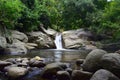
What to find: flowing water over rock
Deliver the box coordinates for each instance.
[54,33,63,50]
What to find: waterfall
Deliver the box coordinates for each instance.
[54,33,63,49]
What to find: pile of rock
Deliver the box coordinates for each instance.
[40,49,120,80]
[0,30,56,55]
[0,56,46,79]
[0,49,120,80]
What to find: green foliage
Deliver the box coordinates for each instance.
[100,0,120,40]
[16,0,62,31]
[0,0,120,41]
[0,0,24,29]
[16,0,40,31]
[61,0,96,30]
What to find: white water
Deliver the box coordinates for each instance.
[54,33,63,50]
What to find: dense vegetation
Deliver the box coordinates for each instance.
[0,0,120,40]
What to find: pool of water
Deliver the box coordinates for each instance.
[0,49,90,62]
[29,49,89,62]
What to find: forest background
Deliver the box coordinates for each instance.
[0,0,120,42]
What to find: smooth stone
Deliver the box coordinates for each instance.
[7,67,28,78]
[57,71,70,80]
[71,70,93,80]
[82,49,107,72]
[90,69,120,80]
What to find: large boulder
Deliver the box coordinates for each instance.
[41,62,68,78]
[71,70,92,80]
[6,67,28,79]
[62,29,93,49]
[10,30,28,42]
[82,49,107,72]
[0,37,8,54]
[46,28,57,36]
[0,61,12,70]
[7,42,27,55]
[90,69,120,80]
[27,31,55,48]
[57,71,70,80]
[101,53,120,77]
[0,36,7,48]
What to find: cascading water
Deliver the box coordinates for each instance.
[54,33,63,49]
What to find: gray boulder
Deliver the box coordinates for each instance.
[7,42,27,55]
[0,61,12,70]
[90,69,120,80]
[7,67,28,78]
[57,71,70,80]
[41,62,68,78]
[62,29,94,49]
[27,31,55,48]
[71,70,92,80]
[0,37,7,48]
[11,30,28,42]
[101,53,120,77]
[82,49,107,72]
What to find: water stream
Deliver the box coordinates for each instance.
[54,33,63,50]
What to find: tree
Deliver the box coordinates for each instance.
[61,0,96,30]
[101,0,120,40]
[0,0,24,29]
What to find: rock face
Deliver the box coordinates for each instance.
[27,31,55,48]
[71,70,92,80]
[7,42,27,55]
[101,53,120,77]
[62,29,94,49]
[0,37,8,54]
[82,49,107,72]
[90,69,120,80]
[11,30,28,42]
[7,67,28,78]
[0,37,7,48]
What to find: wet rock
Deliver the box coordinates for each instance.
[7,67,28,78]
[5,58,16,64]
[82,49,107,72]
[29,60,46,68]
[4,64,18,72]
[16,58,22,62]
[22,58,29,64]
[41,62,66,78]
[57,71,70,80]
[17,63,28,67]
[71,70,93,80]
[90,69,120,80]
[0,61,12,70]
[22,67,43,80]
[101,53,120,77]
[65,68,73,75]
[75,59,84,70]
[29,57,46,68]
[76,59,84,66]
